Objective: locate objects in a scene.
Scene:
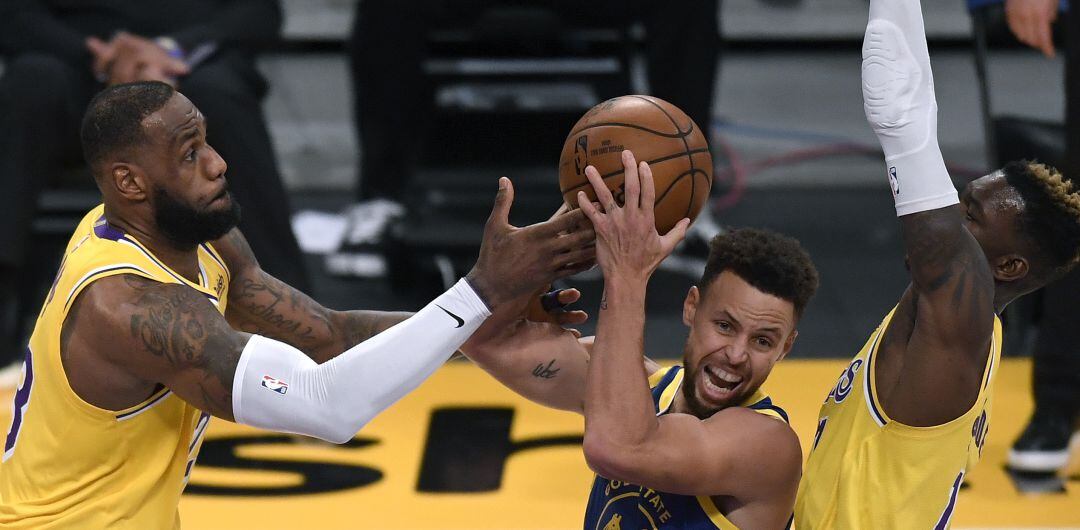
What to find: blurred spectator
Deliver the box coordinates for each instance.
[1002,0,1080,473]
[346,0,719,254]
[0,0,310,366]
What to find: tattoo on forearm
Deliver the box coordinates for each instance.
[234,278,331,346]
[532,359,561,379]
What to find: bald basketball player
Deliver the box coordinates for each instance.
[0,81,594,529]
[466,150,820,529]
[794,0,1080,527]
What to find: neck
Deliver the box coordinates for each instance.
[993,283,1027,315]
[104,207,201,283]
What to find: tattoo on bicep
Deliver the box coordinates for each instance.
[532,359,561,379]
[125,276,244,413]
[600,291,608,311]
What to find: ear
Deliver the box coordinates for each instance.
[993,254,1029,283]
[777,329,798,362]
[109,163,149,201]
[682,286,699,326]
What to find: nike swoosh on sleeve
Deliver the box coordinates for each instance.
[435,304,464,328]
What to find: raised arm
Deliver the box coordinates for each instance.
[862,0,996,419]
[212,228,410,363]
[575,152,801,509]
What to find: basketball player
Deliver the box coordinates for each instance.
[0,81,595,528]
[465,150,819,529]
[793,0,1080,527]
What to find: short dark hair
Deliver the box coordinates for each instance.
[699,227,820,319]
[1002,160,1080,280]
[80,81,176,173]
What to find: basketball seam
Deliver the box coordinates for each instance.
[569,121,693,140]
[631,95,699,219]
[562,147,711,194]
[655,168,711,206]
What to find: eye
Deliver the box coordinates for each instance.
[755,337,773,349]
[184,147,197,162]
[715,320,733,333]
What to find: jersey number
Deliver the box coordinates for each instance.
[3,349,34,462]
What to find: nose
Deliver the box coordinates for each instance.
[204,144,227,180]
[724,343,749,366]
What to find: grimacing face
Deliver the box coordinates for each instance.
[139,93,239,245]
[679,270,798,419]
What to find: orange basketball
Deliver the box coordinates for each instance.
[558,95,712,234]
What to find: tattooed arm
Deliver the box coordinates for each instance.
[463,325,660,413]
[62,274,249,420]
[211,229,410,363]
[62,272,490,442]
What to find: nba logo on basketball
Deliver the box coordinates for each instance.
[573,135,589,175]
[261,375,288,395]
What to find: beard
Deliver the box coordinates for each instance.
[680,343,759,420]
[154,186,241,248]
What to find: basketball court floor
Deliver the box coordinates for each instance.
[3,358,1074,529]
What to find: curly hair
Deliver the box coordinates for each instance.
[699,227,820,319]
[80,81,176,175]
[1002,160,1080,279]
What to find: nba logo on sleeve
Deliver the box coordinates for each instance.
[888,166,900,196]
[261,375,288,395]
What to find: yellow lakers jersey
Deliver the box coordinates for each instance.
[794,307,1002,529]
[0,205,230,529]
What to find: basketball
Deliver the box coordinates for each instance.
[558,95,713,234]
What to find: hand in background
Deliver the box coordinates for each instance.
[1005,0,1059,58]
[86,32,190,86]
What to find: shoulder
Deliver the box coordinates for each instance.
[208,228,259,277]
[69,275,229,350]
[707,406,802,484]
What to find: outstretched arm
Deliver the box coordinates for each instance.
[462,290,663,414]
[64,178,594,442]
[213,228,411,363]
[863,0,995,420]
[68,272,490,442]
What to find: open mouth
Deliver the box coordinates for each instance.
[702,365,743,399]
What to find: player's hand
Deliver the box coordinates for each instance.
[466,177,596,311]
[577,150,689,285]
[1006,0,1058,58]
[526,287,588,336]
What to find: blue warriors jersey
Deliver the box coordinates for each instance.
[583,365,790,530]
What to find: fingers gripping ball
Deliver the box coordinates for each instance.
[558,95,713,233]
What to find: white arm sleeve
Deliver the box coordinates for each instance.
[230,278,491,443]
[862,0,959,216]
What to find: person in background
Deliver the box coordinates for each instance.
[345,0,720,261]
[1002,0,1080,473]
[0,0,309,369]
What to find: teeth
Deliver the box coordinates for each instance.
[703,375,731,395]
[705,365,742,384]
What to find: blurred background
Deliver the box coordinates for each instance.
[0,0,1077,527]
